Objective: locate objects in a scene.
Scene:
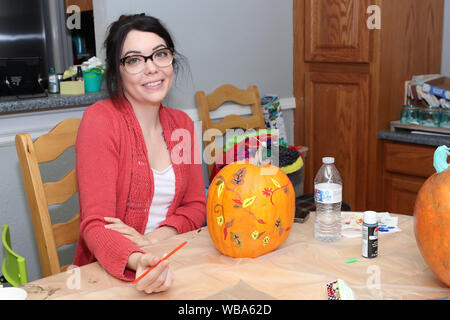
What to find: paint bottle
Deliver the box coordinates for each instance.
[76,66,84,82]
[362,211,378,258]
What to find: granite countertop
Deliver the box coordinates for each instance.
[0,90,109,114]
[378,130,450,147]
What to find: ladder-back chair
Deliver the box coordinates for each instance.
[15,118,81,277]
[195,84,266,176]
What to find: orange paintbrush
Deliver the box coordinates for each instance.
[132,228,203,285]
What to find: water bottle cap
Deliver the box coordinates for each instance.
[322,157,335,164]
[364,211,378,224]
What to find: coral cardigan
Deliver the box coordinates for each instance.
[73,98,206,281]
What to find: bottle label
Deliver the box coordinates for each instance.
[362,224,378,258]
[314,183,342,204]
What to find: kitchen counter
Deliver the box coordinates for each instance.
[0,90,109,114]
[378,130,450,147]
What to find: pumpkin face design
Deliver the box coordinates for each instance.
[207,161,295,258]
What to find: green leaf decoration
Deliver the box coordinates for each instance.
[243,196,256,208]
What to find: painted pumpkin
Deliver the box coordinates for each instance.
[413,146,450,286]
[207,160,295,258]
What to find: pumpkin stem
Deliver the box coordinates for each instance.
[433,145,450,174]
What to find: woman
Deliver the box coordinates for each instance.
[73,14,206,294]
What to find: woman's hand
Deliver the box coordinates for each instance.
[104,217,178,247]
[128,252,173,294]
[144,226,178,245]
[104,217,149,248]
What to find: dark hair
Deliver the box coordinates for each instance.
[104,14,183,102]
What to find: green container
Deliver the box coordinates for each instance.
[83,70,103,92]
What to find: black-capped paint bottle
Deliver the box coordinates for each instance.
[362,211,378,259]
[76,66,84,82]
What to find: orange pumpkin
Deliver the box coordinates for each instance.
[413,146,450,286]
[207,160,295,258]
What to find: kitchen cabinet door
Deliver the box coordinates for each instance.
[382,141,435,215]
[305,0,370,63]
[305,71,370,211]
[384,141,435,178]
[384,174,425,215]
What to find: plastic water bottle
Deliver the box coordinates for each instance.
[314,157,343,242]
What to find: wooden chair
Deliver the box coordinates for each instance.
[195,84,266,176]
[15,118,81,278]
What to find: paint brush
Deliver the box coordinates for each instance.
[132,228,203,284]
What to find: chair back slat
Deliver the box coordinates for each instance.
[208,114,264,135]
[206,84,260,111]
[52,213,80,248]
[44,169,78,206]
[34,118,81,163]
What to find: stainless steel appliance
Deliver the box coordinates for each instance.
[0,0,73,98]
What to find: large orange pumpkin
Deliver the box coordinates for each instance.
[207,160,295,258]
[413,146,449,286]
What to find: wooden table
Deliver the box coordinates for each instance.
[22,213,449,300]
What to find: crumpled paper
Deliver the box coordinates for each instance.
[341,212,402,238]
[81,56,105,72]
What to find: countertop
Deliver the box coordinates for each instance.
[0,90,108,114]
[378,130,450,147]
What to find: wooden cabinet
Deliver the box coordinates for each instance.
[383,141,435,215]
[305,71,369,210]
[305,0,370,62]
[294,0,444,212]
[65,0,93,12]
[383,174,425,216]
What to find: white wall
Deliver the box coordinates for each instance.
[92,0,294,110]
[442,0,450,76]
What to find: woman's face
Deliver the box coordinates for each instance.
[119,30,174,107]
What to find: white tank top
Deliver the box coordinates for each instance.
[145,165,176,234]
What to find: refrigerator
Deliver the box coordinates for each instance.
[0,0,73,97]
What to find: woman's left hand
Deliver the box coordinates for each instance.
[144,226,177,245]
[104,217,150,248]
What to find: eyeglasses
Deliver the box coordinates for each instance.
[120,47,174,74]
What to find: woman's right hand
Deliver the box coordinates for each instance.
[128,252,173,294]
